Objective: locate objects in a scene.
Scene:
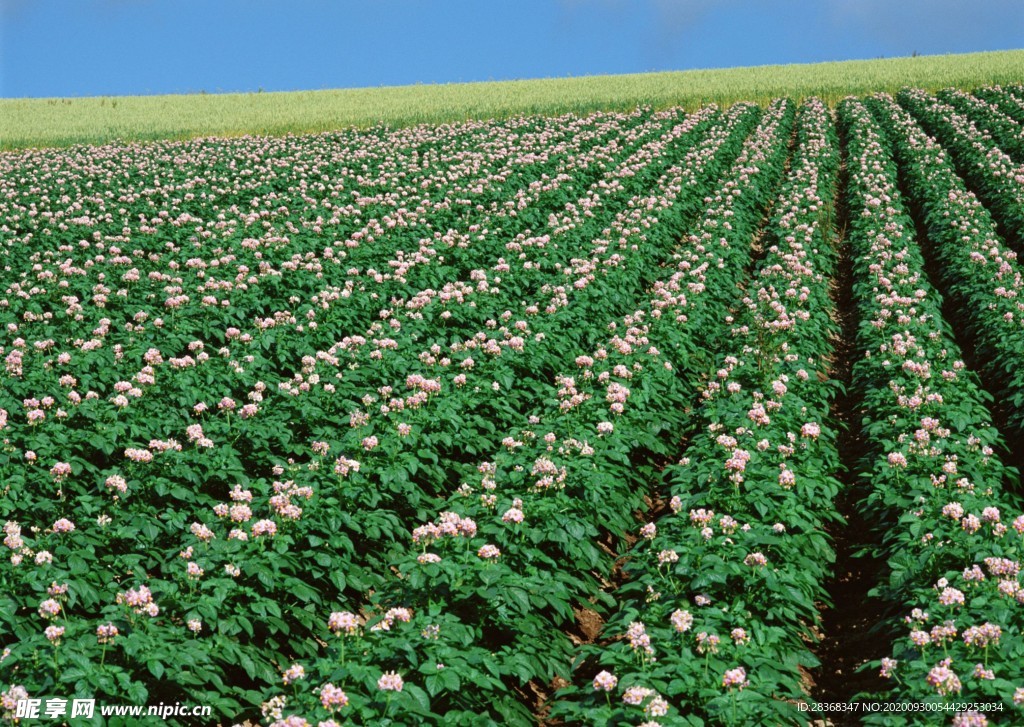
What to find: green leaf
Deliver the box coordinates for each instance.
[403,684,431,713]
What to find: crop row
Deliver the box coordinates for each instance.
[0,101,771,723]
[972,86,1024,126]
[545,96,841,726]
[840,97,1024,724]
[868,93,1024,442]
[896,88,1024,251]
[937,87,1024,165]
[230,99,796,725]
[3,86,1024,725]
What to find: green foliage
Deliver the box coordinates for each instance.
[2,50,1023,150]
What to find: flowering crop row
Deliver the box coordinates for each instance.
[0,105,686,572]
[0,105,720,720]
[896,89,1024,249]
[4,88,1023,726]
[839,98,1024,724]
[230,101,794,725]
[547,97,842,726]
[866,93,1024,440]
[251,106,693,343]
[0,101,770,725]
[972,86,1024,127]
[0,106,756,722]
[238,103,750,584]
[221,104,720,416]
[937,88,1024,165]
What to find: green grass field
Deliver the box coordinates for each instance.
[1,49,1022,150]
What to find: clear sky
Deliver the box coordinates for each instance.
[1,0,1021,99]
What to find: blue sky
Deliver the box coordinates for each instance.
[1,0,1021,98]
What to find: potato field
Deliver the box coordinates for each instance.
[3,85,1024,726]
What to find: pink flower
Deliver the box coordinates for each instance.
[670,609,693,633]
[962,514,981,533]
[692,509,716,528]
[38,599,62,619]
[938,587,965,607]
[0,685,29,713]
[972,664,995,681]
[952,712,988,727]
[190,522,215,541]
[962,623,1001,648]
[52,519,75,534]
[626,621,653,655]
[622,686,653,705]
[319,683,349,710]
[97,623,119,644]
[282,664,305,685]
[239,403,259,418]
[44,625,65,644]
[377,671,404,692]
[229,504,252,522]
[592,670,618,691]
[887,451,908,468]
[105,474,128,494]
[696,631,720,654]
[333,457,360,477]
[117,585,159,617]
[926,658,962,696]
[124,448,153,463]
[744,552,768,567]
[230,485,253,502]
[251,519,277,537]
[722,667,748,689]
[910,630,930,647]
[328,611,359,635]
[943,502,965,519]
[477,544,501,559]
[645,696,669,717]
